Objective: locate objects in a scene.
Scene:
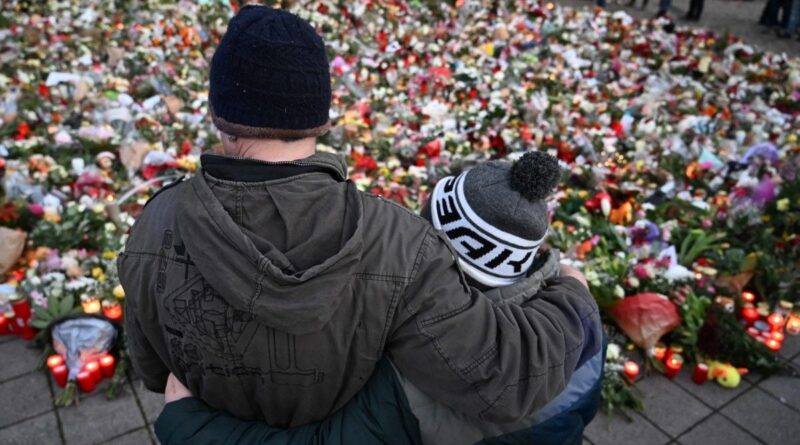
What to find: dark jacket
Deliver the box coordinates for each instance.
[120,152,599,427]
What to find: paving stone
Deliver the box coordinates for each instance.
[0,411,62,445]
[721,387,800,445]
[0,372,54,428]
[101,427,153,445]
[676,413,761,445]
[132,380,163,424]
[585,411,670,445]
[0,339,41,382]
[583,437,594,445]
[635,374,713,438]
[149,424,161,445]
[59,383,146,445]
[758,372,800,412]
[780,334,800,360]
[672,365,753,409]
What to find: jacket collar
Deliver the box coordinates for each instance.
[201,151,349,183]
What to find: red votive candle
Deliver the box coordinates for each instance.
[46,354,64,370]
[692,363,709,384]
[766,339,782,352]
[741,291,756,304]
[742,305,759,325]
[623,361,640,381]
[768,313,785,331]
[0,313,9,335]
[51,364,68,388]
[76,370,96,393]
[84,361,102,384]
[664,353,683,379]
[772,331,785,343]
[102,302,123,323]
[10,295,35,340]
[99,354,116,378]
[652,343,667,361]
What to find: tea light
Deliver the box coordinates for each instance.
[81,296,101,314]
[692,363,709,384]
[99,354,116,378]
[786,314,800,336]
[664,353,683,379]
[623,361,640,381]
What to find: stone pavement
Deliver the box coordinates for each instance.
[1,330,799,445]
[558,0,800,56]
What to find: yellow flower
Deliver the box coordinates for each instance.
[776,198,790,212]
[113,285,125,299]
[92,267,104,279]
[551,220,564,231]
[102,251,118,260]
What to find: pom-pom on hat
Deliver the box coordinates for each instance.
[209,5,332,140]
[428,151,560,287]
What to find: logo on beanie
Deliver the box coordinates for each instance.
[431,172,544,287]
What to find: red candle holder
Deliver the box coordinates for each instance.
[10,295,35,340]
[46,354,64,370]
[664,353,683,379]
[4,311,16,335]
[766,338,782,352]
[741,305,759,325]
[84,361,103,384]
[102,301,123,323]
[76,370,97,393]
[51,364,68,388]
[741,291,756,304]
[623,361,640,381]
[768,313,785,331]
[692,363,709,384]
[772,331,785,343]
[0,313,9,335]
[652,343,667,362]
[99,354,116,378]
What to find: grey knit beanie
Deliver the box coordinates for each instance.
[428,151,560,287]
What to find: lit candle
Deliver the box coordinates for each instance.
[81,296,101,314]
[10,294,35,340]
[84,361,103,384]
[3,311,16,335]
[772,331,785,343]
[741,291,756,304]
[51,364,68,388]
[102,301,123,323]
[0,313,8,335]
[76,370,97,393]
[787,314,800,336]
[741,305,759,325]
[652,343,667,361]
[692,363,709,384]
[768,313,785,331]
[99,354,116,378]
[766,339,782,352]
[623,361,640,381]
[46,354,64,370]
[664,353,683,379]
[666,345,683,363]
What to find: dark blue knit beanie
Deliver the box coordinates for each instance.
[209,5,331,139]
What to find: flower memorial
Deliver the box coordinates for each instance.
[0,0,798,416]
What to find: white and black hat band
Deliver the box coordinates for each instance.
[431,172,545,287]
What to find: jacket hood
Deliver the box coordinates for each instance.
[484,249,561,305]
[175,152,364,335]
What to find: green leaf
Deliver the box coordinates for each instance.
[47,295,60,317]
[30,319,50,330]
[33,305,52,322]
[59,294,75,315]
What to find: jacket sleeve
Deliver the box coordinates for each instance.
[387,228,600,423]
[123,289,170,393]
[155,398,316,445]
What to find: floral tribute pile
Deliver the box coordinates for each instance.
[0,0,798,416]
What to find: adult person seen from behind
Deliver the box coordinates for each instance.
[155,153,604,445]
[119,4,600,441]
